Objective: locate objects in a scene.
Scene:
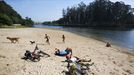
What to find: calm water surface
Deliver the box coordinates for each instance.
[33,24,134,51]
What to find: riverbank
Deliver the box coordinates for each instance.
[0,25,30,28]
[0,28,134,75]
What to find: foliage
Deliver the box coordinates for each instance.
[0,13,13,25]
[42,21,52,25]
[0,1,34,27]
[56,0,134,27]
[22,17,34,27]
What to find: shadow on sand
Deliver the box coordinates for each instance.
[2,42,12,44]
[56,42,64,44]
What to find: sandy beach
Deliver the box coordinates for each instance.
[0,28,134,75]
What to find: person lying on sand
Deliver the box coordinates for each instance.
[24,50,32,59]
[55,47,72,56]
[32,45,40,55]
[66,55,91,63]
[23,50,41,62]
[66,56,92,69]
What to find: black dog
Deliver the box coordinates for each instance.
[30,41,35,44]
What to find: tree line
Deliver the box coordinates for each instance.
[0,1,34,27]
[55,0,134,28]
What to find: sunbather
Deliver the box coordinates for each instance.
[24,50,32,59]
[32,45,40,55]
[66,56,91,63]
[55,47,72,56]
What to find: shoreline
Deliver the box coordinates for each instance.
[60,28,134,54]
[67,31,134,55]
[1,27,134,55]
[69,31,134,56]
[1,27,134,56]
[51,27,134,56]
[0,28,134,75]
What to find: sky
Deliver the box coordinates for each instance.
[5,0,134,22]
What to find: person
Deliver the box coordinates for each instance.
[54,47,72,56]
[69,63,75,75]
[24,50,32,60]
[31,45,42,58]
[106,42,111,47]
[62,35,65,43]
[55,48,60,55]
[44,34,50,45]
[65,47,72,55]
[66,56,91,63]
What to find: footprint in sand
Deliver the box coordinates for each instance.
[0,55,6,58]
[109,71,116,75]
[122,68,133,74]
[113,61,116,64]
[113,68,119,72]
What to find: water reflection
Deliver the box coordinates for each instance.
[33,24,63,29]
[64,28,134,50]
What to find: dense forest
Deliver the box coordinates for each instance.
[0,1,34,27]
[55,0,134,28]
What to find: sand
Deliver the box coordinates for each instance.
[0,28,134,75]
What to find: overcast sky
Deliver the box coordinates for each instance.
[5,0,134,22]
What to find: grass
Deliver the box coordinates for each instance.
[0,25,30,28]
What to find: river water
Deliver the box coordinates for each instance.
[33,24,134,51]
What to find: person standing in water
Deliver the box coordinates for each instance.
[45,34,50,45]
[62,35,65,43]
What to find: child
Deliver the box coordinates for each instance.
[45,34,50,45]
[62,35,65,43]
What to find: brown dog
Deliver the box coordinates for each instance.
[6,37,19,44]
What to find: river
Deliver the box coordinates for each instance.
[33,24,134,51]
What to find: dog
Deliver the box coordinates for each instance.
[6,37,19,44]
[30,41,35,44]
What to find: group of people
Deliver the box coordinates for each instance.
[44,34,65,45]
[54,47,92,63]
[54,47,93,74]
[22,33,113,75]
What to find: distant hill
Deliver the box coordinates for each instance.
[0,1,34,27]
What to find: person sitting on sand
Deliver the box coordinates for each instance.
[44,34,50,45]
[106,42,111,47]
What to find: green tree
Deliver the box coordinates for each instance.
[57,0,134,28]
[0,13,13,25]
